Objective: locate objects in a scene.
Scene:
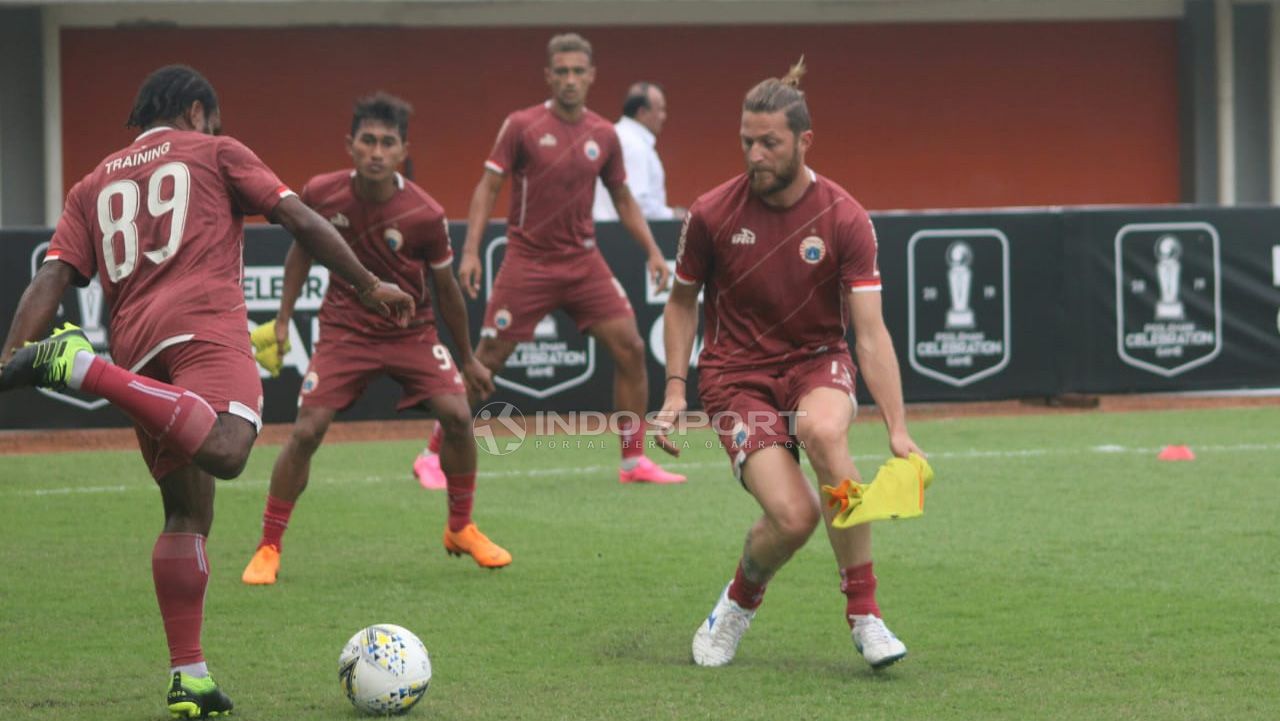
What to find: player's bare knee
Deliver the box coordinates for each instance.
[617,333,646,369]
[290,420,329,454]
[796,421,847,459]
[197,426,253,479]
[205,447,249,480]
[774,503,820,547]
[194,435,252,478]
[438,408,472,441]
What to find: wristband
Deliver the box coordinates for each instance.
[356,277,380,299]
[666,376,687,384]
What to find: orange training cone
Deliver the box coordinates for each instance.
[1157,445,1195,461]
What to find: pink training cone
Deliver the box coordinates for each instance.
[1157,445,1195,461]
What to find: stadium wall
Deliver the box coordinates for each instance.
[3,207,1278,430]
[58,21,1180,215]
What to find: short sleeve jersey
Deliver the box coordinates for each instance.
[46,127,293,368]
[485,102,626,260]
[674,170,882,371]
[301,171,454,337]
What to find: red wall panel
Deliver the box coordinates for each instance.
[61,22,1179,215]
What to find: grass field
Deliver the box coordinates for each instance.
[2,405,1279,720]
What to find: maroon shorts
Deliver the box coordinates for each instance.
[698,352,857,481]
[299,326,465,412]
[131,340,263,481]
[481,251,634,342]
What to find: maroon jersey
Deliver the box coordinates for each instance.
[485,102,626,259]
[46,127,293,367]
[675,170,882,371]
[301,171,453,337]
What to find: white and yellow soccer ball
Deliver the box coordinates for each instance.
[339,624,432,715]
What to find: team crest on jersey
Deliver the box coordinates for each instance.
[384,228,404,252]
[539,133,558,147]
[329,212,350,228]
[301,372,319,394]
[584,139,601,161]
[494,308,513,330]
[799,236,826,264]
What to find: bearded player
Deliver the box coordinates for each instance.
[659,60,925,669]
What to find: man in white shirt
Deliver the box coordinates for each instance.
[593,82,684,221]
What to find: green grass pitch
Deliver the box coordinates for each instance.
[2,406,1278,720]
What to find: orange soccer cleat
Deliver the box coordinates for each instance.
[241,544,281,585]
[443,524,512,569]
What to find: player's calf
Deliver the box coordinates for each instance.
[766,501,821,553]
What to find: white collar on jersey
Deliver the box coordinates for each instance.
[348,169,405,190]
[134,126,175,141]
[544,99,593,115]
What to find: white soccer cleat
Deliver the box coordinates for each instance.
[850,614,907,669]
[692,583,756,667]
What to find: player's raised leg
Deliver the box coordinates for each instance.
[693,447,819,666]
[587,316,685,484]
[795,386,906,669]
[2,324,256,480]
[155,464,235,718]
[435,392,511,568]
[243,405,337,585]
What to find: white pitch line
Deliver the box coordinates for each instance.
[11,441,1280,498]
[31,484,129,496]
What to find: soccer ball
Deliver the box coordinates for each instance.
[339,624,432,715]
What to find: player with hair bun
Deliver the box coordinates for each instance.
[660,58,926,670]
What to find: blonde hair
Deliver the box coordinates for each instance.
[742,56,811,134]
[547,32,593,64]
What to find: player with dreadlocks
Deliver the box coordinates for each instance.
[0,65,414,717]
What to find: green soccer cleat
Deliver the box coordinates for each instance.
[0,323,92,392]
[166,671,234,719]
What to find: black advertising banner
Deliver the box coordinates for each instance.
[0,230,133,429]
[0,221,689,429]
[871,211,1064,402]
[3,206,1278,429]
[1062,208,1280,393]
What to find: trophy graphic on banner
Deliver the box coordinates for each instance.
[944,241,976,330]
[76,278,108,348]
[1154,235,1185,321]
